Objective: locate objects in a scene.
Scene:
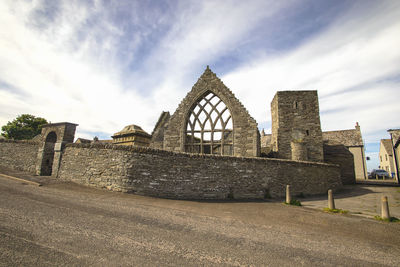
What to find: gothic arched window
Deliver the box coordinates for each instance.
[185,91,233,155]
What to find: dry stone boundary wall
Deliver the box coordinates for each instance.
[57,143,342,199]
[0,139,39,173]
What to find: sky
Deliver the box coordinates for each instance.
[0,0,399,171]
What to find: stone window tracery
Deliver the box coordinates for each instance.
[185,91,233,155]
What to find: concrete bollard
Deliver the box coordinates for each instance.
[381,196,390,219]
[286,185,291,204]
[328,189,335,210]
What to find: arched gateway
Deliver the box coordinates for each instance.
[40,131,57,175]
[36,122,78,176]
[163,66,260,157]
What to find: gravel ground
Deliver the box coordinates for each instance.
[1,174,400,266]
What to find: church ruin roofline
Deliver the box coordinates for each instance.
[275,90,317,93]
[163,65,260,157]
[190,65,257,123]
[151,111,170,136]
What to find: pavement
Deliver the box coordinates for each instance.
[1,168,400,266]
[301,184,400,219]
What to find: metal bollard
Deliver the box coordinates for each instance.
[286,185,291,204]
[381,196,390,219]
[328,189,335,210]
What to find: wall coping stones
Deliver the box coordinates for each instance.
[42,122,79,128]
[66,142,338,167]
[0,139,39,145]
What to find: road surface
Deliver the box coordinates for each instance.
[1,176,400,266]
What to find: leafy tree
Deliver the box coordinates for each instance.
[1,114,48,140]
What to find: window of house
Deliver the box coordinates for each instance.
[185,91,233,155]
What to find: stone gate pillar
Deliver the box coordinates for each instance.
[36,122,78,177]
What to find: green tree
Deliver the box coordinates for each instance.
[1,114,48,140]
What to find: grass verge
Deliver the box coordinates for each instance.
[323,208,349,214]
[284,199,302,206]
[374,216,400,223]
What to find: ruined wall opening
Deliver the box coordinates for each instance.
[185,91,233,155]
[40,131,57,176]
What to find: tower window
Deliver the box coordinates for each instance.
[306,130,310,136]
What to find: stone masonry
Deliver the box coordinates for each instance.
[323,143,355,185]
[163,66,260,157]
[150,111,170,150]
[36,122,78,176]
[271,91,324,162]
[58,143,342,199]
[0,139,39,173]
[0,67,352,199]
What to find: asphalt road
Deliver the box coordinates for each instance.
[1,176,400,266]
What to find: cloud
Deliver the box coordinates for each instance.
[0,0,154,138]
[137,0,296,115]
[0,0,399,152]
[222,1,400,143]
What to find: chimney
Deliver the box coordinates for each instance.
[355,122,360,131]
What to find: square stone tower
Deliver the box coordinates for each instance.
[271,91,324,162]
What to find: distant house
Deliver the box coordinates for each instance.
[388,129,400,182]
[378,139,395,177]
[321,122,367,180]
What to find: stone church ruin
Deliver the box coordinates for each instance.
[0,66,366,199]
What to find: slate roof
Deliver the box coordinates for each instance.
[322,129,363,147]
[381,139,393,155]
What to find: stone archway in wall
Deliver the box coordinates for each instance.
[185,91,234,155]
[40,131,57,175]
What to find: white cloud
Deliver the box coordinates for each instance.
[144,0,294,114]
[0,0,153,139]
[222,1,400,145]
[0,0,399,149]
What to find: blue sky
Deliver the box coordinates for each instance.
[1,0,399,170]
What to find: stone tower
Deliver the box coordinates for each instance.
[271,91,324,162]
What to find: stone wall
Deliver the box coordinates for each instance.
[150,111,170,150]
[323,143,355,185]
[58,143,342,199]
[0,139,39,173]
